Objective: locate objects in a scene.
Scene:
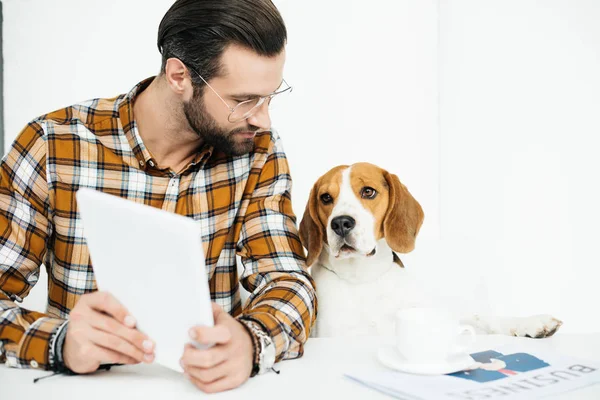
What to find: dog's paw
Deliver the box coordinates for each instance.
[511,315,563,338]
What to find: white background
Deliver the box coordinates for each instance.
[2,0,598,332]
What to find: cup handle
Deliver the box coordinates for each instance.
[453,325,476,354]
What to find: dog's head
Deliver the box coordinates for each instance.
[299,163,424,266]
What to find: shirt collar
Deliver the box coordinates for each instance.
[118,77,214,172]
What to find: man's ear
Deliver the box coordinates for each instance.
[164,57,190,95]
[383,171,424,253]
[299,185,323,267]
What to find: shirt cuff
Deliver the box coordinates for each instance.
[17,317,66,370]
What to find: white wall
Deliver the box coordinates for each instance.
[2,0,439,313]
[440,0,600,332]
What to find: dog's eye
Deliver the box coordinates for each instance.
[361,187,377,199]
[320,193,333,204]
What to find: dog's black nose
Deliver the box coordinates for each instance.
[331,216,356,237]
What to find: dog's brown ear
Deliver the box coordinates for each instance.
[383,171,424,253]
[299,186,323,267]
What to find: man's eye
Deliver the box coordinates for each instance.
[361,187,377,199]
[320,193,333,204]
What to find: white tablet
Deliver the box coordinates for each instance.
[76,188,213,372]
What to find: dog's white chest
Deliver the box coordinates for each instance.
[312,263,420,337]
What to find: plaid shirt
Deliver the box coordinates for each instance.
[0,77,317,370]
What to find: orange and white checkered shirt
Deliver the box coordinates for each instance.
[0,77,317,370]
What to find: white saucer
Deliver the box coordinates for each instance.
[377,346,478,375]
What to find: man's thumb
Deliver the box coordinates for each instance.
[211,302,223,318]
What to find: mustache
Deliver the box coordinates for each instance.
[229,125,262,136]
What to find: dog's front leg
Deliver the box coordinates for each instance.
[460,314,563,338]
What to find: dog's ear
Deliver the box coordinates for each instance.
[383,171,424,253]
[299,185,323,267]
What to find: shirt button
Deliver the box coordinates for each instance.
[30,359,39,368]
[139,160,145,167]
[148,160,155,167]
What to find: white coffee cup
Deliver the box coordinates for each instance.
[395,307,475,363]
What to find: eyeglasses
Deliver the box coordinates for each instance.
[186,65,292,123]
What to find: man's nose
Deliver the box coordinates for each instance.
[246,102,271,131]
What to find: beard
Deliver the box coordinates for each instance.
[183,92,258,156]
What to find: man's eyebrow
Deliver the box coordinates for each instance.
[230,92,263,99]
[230,80,285,99]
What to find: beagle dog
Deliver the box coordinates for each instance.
[299,162,562,338]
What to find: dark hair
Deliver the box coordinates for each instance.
[157,0,287,87]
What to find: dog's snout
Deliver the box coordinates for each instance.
[331,216,356,237]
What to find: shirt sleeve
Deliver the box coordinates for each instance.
[236,131,318,362]
[0,121,64,370]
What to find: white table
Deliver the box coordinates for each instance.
[2,334,600,399]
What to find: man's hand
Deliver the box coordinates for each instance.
[181,303,254,393]
[63,291,155,373]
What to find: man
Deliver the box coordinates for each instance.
[0,0,317,393]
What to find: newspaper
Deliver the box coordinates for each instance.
[345,344,600,399]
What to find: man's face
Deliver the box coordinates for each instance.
[183,44,286,156]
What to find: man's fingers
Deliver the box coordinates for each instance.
[187,373,243,394]
[94,346,139,367]
[181,344,227,369]
[189,325,231,345]
[185,361,230,385]
[88,310,154,354]
[87,329,146,363]
[83,291,134,327]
